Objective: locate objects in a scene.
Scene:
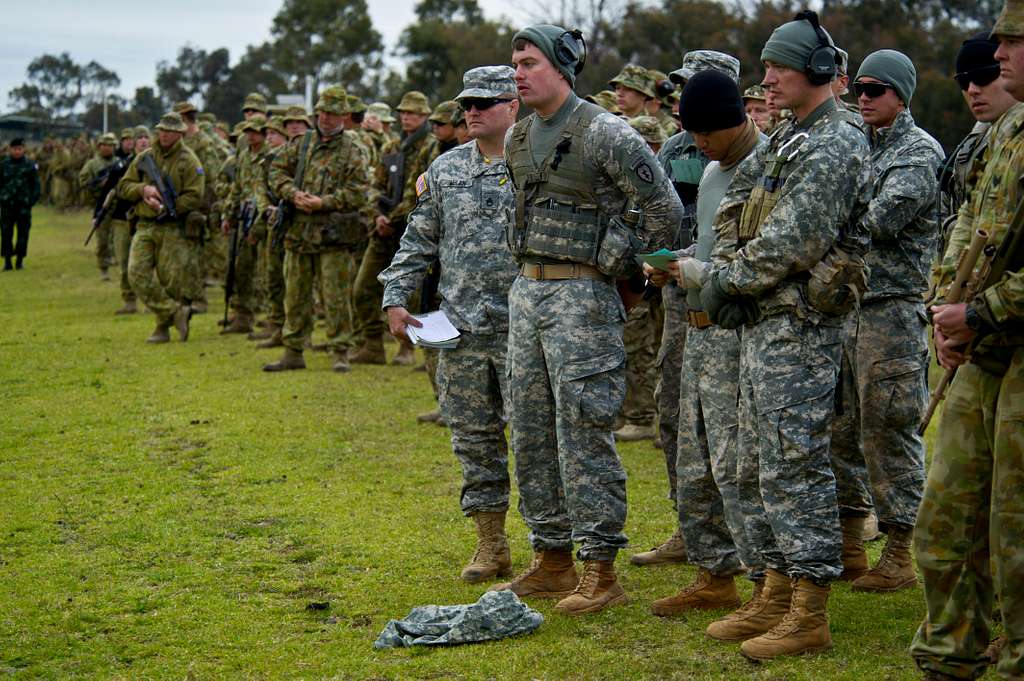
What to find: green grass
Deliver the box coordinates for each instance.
[1,207,931,680]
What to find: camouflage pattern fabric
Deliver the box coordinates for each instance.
[253,147,286,327]
[654,284,686,500]
[621,301,658,426]
[711,98,871,582]
[830,110,942,533]
[79,152,118,270]
[670,50,741,85]
[111,218,136,303]
[282,250,356,352]
[0,154,40,259]
[938,121,990,259]
[373,590,543,649]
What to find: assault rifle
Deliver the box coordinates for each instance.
[88,157,128,191]
[138,153,179,223]
[84,190,115,246]
[272,130,312,250]
[223,201,256,326]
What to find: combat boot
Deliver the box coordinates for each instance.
[331,350,351,373]
[256,329,284,349]
[248,323,279,341]
[146,324,171,344]
[630,529,687,566]
[220,312,253,335]
[392,340,415,366]
[348,341,386,365]
[706,569,791,641]
[839,516,869,581]
[115,300,137,315]
[852,527,916,592]
[3,257,11,271]
[417,408,442,424]
[652,568,741,616]
[613,423,656,442]
[14,256,23,270]
[461,511,512,583]
[263,349,306,372]
[554,560,627,615]
[489,550,578,599]
[173,304,192,342]
[740,578,832,660]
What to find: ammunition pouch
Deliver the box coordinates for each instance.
[309,211,364,249]
[596,215,643,278]
[738,182,780,242]
[184,211,207,241]
[805,246,869,317]
[513,195,605,266]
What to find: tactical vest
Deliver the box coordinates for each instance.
[507,101,608,265]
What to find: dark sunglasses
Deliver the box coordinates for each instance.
[954,64,1001,91]
[459,98,512,112]
[853,81,895,99]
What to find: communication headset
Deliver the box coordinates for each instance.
[654,78,676,100]
[554,29,587,75]
[794,10,837,86]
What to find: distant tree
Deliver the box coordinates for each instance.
[206,42,290,122]
[7,52,120,120]
[130,86,164,125]
[155,46,231,108]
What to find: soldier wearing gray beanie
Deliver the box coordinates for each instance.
[857,49,917,105]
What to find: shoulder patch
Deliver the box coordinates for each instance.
[415,173,428,197]
[631,158,654,184]
[196,166,205,175]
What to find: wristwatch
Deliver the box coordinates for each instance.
[965,303,987,333]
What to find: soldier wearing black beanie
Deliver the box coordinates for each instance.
[678,70,746,132]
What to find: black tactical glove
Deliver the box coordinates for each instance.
[700,272,759,330]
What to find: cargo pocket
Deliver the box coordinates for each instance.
[558,351,626,428]
[869,352,928,429]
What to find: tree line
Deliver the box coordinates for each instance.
[6,0,1000,150]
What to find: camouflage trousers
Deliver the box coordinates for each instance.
[621,299,659,426]
[111,219,135,303]
[204,222,228,283]
[738,312,843,582]
[424,348,440,400]
[128,222,193,325]
[351,231,399,347]
[677,323,756,577]
[654,285,687,502]
[93,214,114,271]
[436,331,510,516]
[265,239,286,327]
[508,276,628,562]
[911,348,1024,680]
[282,248,356,353]
[227,233,258,316]
[831,298,928,532]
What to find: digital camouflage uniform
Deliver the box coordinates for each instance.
[710,97,870,583]
[910,95,1024,679]
[269,87,372,356]
[830,110,943,535]
[0,151,41,265]
[506,92,682,561]
[78,140,119,273]
[117,120,206,328]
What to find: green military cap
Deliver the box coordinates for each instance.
[628,115,667,146]
[670,50,741,85]
[262,115,287,136]
[231,121,247,137]
[282,105,311,126]
[154,112,188,133]
[173,101,197,115]
[345,95,367,113]
[97,132,118,146]
[455,65,517,100]
[134,125,151,139]
[215,121,229,135]
[743,84,767,102]
[242,92,268,113]
[608,64,656,98]
[451,108,466,127]
[994,0,1024,38]
[396,90,431,115]
[429,100,460,125]
[315,85,349,115]
[584,90,621,115]
[198,112,217,124]
[367,102,396,123]
[241,115,268,133]
[119,127,135,140]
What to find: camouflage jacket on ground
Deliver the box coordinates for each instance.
[379,140,518,334]
[116,139,205,223]
[860,109,944,302]
[0,156,41,210]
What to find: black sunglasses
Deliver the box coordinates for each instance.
[853,81,895,99]
[459,98,511,112]
[954,64,1001,91]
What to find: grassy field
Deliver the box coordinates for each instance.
[1,207,934,680]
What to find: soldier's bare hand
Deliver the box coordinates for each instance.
[642,262,672,288]
[142,185,162,210]
[304,195,323,212]
[934,327,967,370]
[221,219,232,236]
[375,215,394,237]
[386,306,422,342]
[932,303,977,346]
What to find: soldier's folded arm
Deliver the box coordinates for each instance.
[269,141,300,203]
[319,155,370,213]
[860,160,939,242]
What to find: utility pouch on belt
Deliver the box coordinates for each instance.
[520,196,604,264]
[320,211,364,248]
[806,245,869,316]
[184,211,207,241]
[596,209,644,277]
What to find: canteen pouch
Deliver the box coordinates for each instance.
[184,211,207,241]
[806,246,869,316]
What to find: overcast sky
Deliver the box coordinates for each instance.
[2,0,528,113]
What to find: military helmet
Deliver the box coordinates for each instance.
[154,112,188,133]
[314,85,349,115]
[396,91,431,115]
[608,64,656,98]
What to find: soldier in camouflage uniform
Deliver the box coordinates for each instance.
[79,133,120,280]
[911,3,1024,677]
[265,85,372,373]
[609,64,656,119]
[109,127,151,314]
[349,91,435,366]
[489,25,681,615]
[117,112,206,344]
[701,13,870,658]
[380,66,521,584]
[648,70,766,618]
[630,49,740,567]
[0,139,41,271]
[743,85,773,133]
[645,69,680,138]
[828,50,944,593]
[48,141,74,211]
[584,90,621,115]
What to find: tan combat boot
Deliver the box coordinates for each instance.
[256,329,284,349]
[331,350,351,373]
[146,324,171,344]
[220,312,253,335]
[839,516,869,581]
[489,550,578,599]
[461,511,512,583]
[630,529,687,566]
[262,349,306,372]
[852,527,916,592]
[613,423,656,442]
[740,577,832,660]
[348,340,386,365]
[554,560,628,615]
[248,322,279,341]
[173,304,192,342]
[651,568,742,616]
[392,340,416,366]
[114,300,137,315]
[706,569,791,641]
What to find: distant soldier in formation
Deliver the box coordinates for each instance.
[79,133,120,280]
[0,138,41,271]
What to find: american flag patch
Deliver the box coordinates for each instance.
[415,173,427,197]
